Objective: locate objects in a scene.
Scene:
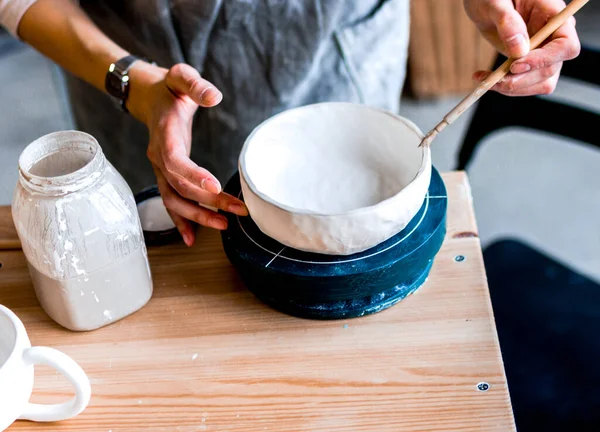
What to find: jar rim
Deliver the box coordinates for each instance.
[18,131,105,195]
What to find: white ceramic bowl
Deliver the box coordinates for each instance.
[239,102,431,256]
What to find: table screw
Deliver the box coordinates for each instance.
[455,255,465,262]
[477,382,490,392]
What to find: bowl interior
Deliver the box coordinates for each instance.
[242,103,424,214]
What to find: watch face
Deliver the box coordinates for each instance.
[106,73,125,98]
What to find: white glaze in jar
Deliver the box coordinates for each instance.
[12,131,153,331]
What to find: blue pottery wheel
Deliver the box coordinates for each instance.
[220,167,447,319]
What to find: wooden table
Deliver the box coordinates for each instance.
[0,172,516,431]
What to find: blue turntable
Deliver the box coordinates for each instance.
[221,167,447,319]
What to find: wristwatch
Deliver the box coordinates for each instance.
[105,55,140,113]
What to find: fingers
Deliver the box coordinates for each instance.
[510,16,580,74]
[167,172,247,215]
[157,152,247,215]
[154,169,195,245]
[164,193,228,231]
[498,73,560,97]
[524,0,567,36]
[487,0,530,58]
[168,209,195,247]
[165,63,223,107]
[161,149,222,194]
[474,68,560,97]
[151,144,247,213]
[155,169,230,236]
[491,61,562,93]
[147,120,248,216]
[472,0,581,99]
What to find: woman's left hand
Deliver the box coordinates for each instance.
[464,0,581,96]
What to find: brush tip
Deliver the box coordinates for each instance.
[419,131,436,148]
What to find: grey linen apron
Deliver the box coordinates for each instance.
[65,0,410,193]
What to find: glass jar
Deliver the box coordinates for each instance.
[12,131,153,331]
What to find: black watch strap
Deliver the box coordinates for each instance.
[105,55,140,113]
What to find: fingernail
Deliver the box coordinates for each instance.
[506,34,529,57]
[472,71,489,82]
[200,86,223,105]
[201,178,222,194]
[182,231,192,246]
[511,62,531,74]
[229,203,248,215]
[210,216,228,230]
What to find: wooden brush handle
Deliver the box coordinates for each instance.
[440,0,588,127]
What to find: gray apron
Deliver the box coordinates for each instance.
[65,0,410,193]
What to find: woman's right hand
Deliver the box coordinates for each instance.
[127,62,248,246]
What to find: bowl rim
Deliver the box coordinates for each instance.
[238,101,430,218]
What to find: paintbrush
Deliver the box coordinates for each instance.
[420,0,590,148]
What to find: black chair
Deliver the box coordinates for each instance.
[484,239,600,431]
[457,45,600,170]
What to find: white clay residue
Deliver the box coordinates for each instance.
[137,196,176,231]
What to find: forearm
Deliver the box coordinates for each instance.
[18,0,129,93]
[17,0,167,123]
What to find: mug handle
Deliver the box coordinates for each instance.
[18,346,91,422]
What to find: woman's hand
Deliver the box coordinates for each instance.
[127,62,248,246]
[464,0,581,96]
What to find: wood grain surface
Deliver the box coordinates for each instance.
[0,172,516,432]
[0,206,19,250]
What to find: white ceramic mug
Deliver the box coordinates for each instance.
[0,305,91,431]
